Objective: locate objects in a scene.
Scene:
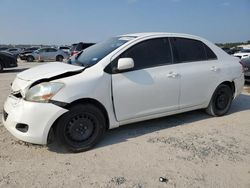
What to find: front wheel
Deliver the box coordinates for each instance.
[206,84,233,116]
[56,104,106,152]
[27,56,34,62]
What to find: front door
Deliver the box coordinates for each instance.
[111,37,180,121]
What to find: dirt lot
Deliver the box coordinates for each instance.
[0,61,250,188]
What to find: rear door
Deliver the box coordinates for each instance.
[170,37,220,108]
[112,38,181,121]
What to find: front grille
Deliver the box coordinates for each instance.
[3,109,8,121]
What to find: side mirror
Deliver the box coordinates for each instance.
[117,58,134,71]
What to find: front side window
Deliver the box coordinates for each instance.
[170,37,206,63]
[119,38,172,70]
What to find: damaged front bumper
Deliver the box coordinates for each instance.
[2,95,68,145]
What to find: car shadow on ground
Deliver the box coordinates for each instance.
[2,68,28,73]
[47,93,250,153]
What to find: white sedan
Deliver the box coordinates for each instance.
[2,32,244,152]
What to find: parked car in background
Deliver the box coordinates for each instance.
[0,51,18,72]
[222,47,233,54]
[0,47,9,51]
[234,49,250,59]
[70,42,95,56]
[58,46,70,55]
[19,47,40,60]
[240,57,250,82]
[25,47,69,62]
[4,48,22,58]
[2,33,244,152]
[221,47,242,55]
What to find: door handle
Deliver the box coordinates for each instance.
[210,66,219,72]
[167,72,179,78]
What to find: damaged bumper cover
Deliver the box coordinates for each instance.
[2,62,87,144]
[2,95,68,145]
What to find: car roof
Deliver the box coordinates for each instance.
[120,32,204,41]
[40,47,56,49]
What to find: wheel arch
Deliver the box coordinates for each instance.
[56,54,64,60]
[220,80,235,96]
[27,55,35,60]
[206,80,235,108]
[47,98,110,144]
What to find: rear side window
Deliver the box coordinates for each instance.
[120,38,172,70]
[170,38,206,63]
[204,44,217,60]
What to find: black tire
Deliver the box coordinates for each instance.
[56,104,106,152]
[206,84,233,116]
[56,55,64,62]
[27,56,34,62]
[0,62,3,73]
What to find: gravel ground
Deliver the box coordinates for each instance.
[0,61,250,188]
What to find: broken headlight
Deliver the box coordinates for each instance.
[25,82,64,102]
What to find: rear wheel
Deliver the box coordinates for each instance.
[27,56,34,62]
[206,84,233,116]
[56,55,64,62]
[56,104,106,152]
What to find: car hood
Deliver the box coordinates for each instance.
[17,62,83,81]
[12,62,84,93]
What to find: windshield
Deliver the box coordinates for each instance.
[71,36,136,67]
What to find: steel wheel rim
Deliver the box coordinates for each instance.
[65,113,96,143]
[215,90,230,110]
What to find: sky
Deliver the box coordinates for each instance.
[0,0,249,45]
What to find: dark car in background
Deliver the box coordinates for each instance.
[222,47,232,54]
[70,42,95,56]
[221,47,240,55]
[4,48,22,58]
[0,52,18,72]
[19,47,40,60]
[0,47,9,51]
[241,57,250,83]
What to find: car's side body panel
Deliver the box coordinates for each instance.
[2,32,245,145]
